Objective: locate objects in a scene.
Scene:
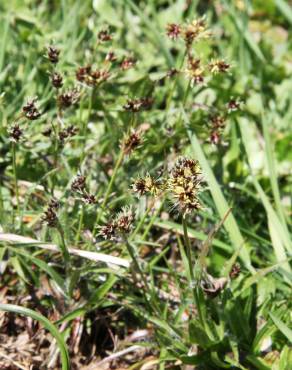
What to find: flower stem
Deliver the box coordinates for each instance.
[12,142,20,225]
[95,150,124,226]
[182,214,194,281]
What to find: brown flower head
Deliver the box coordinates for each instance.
[209,59,230,74]
[167,157,202,215]
[123,97,153,113]
[120,57,136,70]
[59,125,78,145]
[166,23,181,40]
[183,18,211,47]
[58,88,80,109]
[47,46,60,64]
[229,263,241,279]
[227,99,241,112]
[71,174,86,193]
[132,174,163,197]
[76,66,92,83]
[42,200,59,228]
[185,56,204,85]
[99,221,117,240]
[98,29,112,42]
[105,51,117,62]
[51,72,63,88]
[22,97,41,120]
[115,207,134,234]
[9,124,23,143]
[121,130,142,155]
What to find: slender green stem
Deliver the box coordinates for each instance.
[75,204,84,244]
[56,223,70,270]
[182,215,194,281]
[95,150,124,226]
[12,142,20,225]
[141,198,165,241]
[130,199,154,241]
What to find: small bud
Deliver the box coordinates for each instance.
[47,46,60,64]
[123,97,153,113]
[51,72,63,88]
[105,51,117,62]
[120,57,136,71]
[209,59,230,74]
[166,23,181,40]
[121,130,142,155]
[9,124,23,142]
[71,174,86,193]
[22,97,41,120]
[58,89,80,109]
[99,222,117,240]
[229,263,241,279]
[227,99,241,112]
[98,29,112,42]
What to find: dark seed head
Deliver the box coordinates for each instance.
[71,174,86,193]
[9,124,23,142]
[51,72,63,88]
[47,45,60,64]
[98,29,112,42]
[166,23,181,40]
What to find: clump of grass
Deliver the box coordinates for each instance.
[0,2,291,369]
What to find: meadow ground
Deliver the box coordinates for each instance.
[0,0,291,369]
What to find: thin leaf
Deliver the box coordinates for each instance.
[0,304,70,370]
[270,313,292,343]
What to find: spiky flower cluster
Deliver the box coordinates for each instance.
[71,174,96,204]
[121,130,143,156]
[76,66,110,86]
[166,18,230,86]
[167,157,202,215]
[132,174,163,197]
[123,97,153,112]
[99,207,134,240]
[58,125,78,145]
[22,97,42,120]
[58,88,80,109]
[9,124,23,143]
[42,198,60,227]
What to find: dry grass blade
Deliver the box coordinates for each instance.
[0,233,130,268]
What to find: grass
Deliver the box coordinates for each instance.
[0,0,291,369]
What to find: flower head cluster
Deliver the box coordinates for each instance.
[9,124,23,143]
[121,129,143,156]
[99,207,134,240]
[208,59,230,74]
[167,157,202,215]
[209,115,226,145]
[58,88,80,109]
[58,125,78,145]
[47,45,60,64]
[50,72,63,88]
[71,174,96,204]
[166,18,210,47]
[132,174,163,197]
[123,97,153,112]
[22,97,42,120]
[76,66,110,86]
[185,56,205,85]
[120,57,136,70]
[166,23,181,40]
[42,198,60,227]
[97,29,112,42]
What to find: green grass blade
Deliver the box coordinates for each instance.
[261,112,290,235]
[270,313,292,343]
[183,112,252,271]
[275,0,292,24]
[0,304,70,370]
